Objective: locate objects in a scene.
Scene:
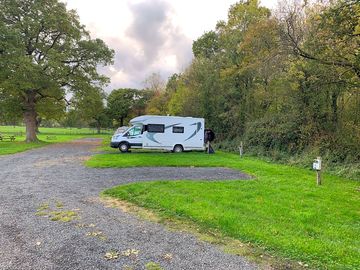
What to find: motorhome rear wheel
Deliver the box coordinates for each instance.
[173,144,184,153]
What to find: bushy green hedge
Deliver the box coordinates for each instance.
[244,114,302,154]
[214,114,359,180]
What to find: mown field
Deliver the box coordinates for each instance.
[0,126,112,155]
[90,151,360,269]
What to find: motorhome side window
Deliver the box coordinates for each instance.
[172,126,184,133]
[147,124,165,133]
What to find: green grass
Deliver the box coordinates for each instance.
[0,126,112,155]
[97,151,360,269]
[0,125,113,134]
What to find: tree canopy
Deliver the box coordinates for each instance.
[0,0,114,141]
[107,88,152,126]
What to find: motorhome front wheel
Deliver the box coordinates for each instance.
[119,142,129,153]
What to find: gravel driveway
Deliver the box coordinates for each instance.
[0,138,257,270]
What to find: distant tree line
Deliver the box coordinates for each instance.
[0,86,154,133]
[143,0,360,173]
[62,87,153,133]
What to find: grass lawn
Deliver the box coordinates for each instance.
[0,125,113,134]
[0,126,112,155]
[94,151,360,269]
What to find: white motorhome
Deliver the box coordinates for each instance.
[110,115,205,152]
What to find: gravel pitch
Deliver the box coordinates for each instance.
[0,138,257,270]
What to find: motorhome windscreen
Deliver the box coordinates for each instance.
[147,124,165,133]
[172,126,184,133]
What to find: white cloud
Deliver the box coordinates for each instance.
[63,0,277,91]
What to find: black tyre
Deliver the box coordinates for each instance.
[173,144,183,153]
[119,142,129,153]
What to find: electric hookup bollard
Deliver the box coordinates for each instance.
[313,157,322,185]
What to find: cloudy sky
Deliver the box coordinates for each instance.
[63,0,277,91]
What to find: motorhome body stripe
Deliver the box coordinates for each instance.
[185,122,202,141]
[146,132,160,144]
[145,122,202,144]
[146,123,182,144]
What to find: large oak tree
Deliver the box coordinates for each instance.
[0,0,114,142]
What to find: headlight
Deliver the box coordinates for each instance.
[112,134,123,140]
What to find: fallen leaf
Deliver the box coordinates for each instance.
[104,250,119,260]
[86,231,103,237]
[122,249,139,257]
[163,253,173,260]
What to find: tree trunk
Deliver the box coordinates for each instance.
[35,116,42,133]
[120,117,124,126]
[97,122,101,134]
[24,91,39,142]
[331,91,338,126]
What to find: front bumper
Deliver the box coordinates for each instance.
[110,141,119,148]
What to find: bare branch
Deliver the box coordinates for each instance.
[36,90,71,105]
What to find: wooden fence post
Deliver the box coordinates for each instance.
[317,170,321,185]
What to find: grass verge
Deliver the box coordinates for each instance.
[97,151,359,269]
[0,126,112,155]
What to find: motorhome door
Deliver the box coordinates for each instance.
[124,125,143,147]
